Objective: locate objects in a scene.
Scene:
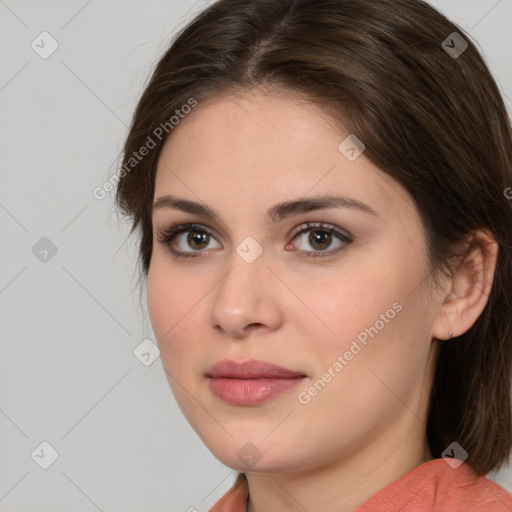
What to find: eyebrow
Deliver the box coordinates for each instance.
[152,194,379,225]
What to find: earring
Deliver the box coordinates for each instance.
[448,329,453,339]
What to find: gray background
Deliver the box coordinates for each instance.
[1,0,511,510]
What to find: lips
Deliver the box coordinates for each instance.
[206,359,306,379]
[206,359,307,406]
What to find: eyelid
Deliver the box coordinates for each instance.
[289,221,351,241]
[287,222,352,258]
[156,221,353,258]
[156,222,219,249]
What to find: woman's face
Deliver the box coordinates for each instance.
[147,89,443,473]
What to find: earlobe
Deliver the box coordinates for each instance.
[432,229,499,341]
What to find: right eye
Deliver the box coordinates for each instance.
[156,223,222,258]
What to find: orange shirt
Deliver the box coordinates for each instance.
[209,458,512,511]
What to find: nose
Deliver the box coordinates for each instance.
[208,247,284,339]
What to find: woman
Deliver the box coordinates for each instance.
[115,0,512,510]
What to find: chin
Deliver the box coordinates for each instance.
[200,434,301,473]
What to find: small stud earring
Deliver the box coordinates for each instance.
[448,329,453,339]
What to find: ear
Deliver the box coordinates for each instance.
[431,229,499,341]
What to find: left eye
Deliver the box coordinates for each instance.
[156,222,352,259]
[288,222,352,257]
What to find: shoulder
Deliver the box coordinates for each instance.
[209,473,249,512]
[358,458,512,511]
[432,459,512,511]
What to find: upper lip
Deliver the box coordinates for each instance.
[206,359,306,379]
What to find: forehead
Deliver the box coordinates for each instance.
[153,90,416,226]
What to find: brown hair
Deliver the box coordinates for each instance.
[115,0,512,475]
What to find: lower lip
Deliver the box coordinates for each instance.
[208,376,305,405]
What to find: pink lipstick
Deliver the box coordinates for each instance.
[206,359,306,406]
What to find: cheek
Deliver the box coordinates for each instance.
[146,256,213,373]
[308,263,432,407]
[146,264,197,410]
[146,264,172,340]
[294,256,402,352]
[295,243,429,386]
[146,258,194,346]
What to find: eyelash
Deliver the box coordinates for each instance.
[156,222,353,259]
[158,222,353,258]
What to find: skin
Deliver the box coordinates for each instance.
[147,87,498,512]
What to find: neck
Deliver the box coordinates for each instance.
[245,417,433,512]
